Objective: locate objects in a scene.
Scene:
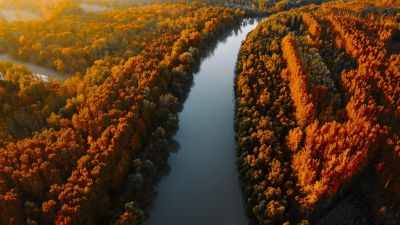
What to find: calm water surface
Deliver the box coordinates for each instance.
[143,18,264,225]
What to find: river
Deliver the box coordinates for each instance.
[0,54,68,81]
[143,18,264,225]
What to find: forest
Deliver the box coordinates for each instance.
[0,0,334,19]
[235,0,400,224]
[0,0,399,224]
[0,2,247,225]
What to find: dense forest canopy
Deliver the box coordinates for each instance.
[0,0,399,225]
[0,0,331,69]
[0,3,246,225]
[235,0,400,224]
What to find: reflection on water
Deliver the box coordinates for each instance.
[0,9,41,22]
[143,18,265,225]
[0,54,68,81]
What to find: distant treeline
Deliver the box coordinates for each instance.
[0,0,336,15]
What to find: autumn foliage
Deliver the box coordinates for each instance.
[235,1,400,224]
[281,34,316,127]
[0,3,244,225]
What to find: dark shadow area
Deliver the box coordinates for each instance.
[387,28,400,55]
[314,167,400,225]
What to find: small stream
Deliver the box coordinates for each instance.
[0,54,68,81]
[143,18,264,225]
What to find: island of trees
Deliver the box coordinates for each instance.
[235,0,400,224]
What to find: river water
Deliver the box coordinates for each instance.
[143,18,263,225]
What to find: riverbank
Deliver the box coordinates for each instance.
[97,11,251,225]
[141,17,264,225]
